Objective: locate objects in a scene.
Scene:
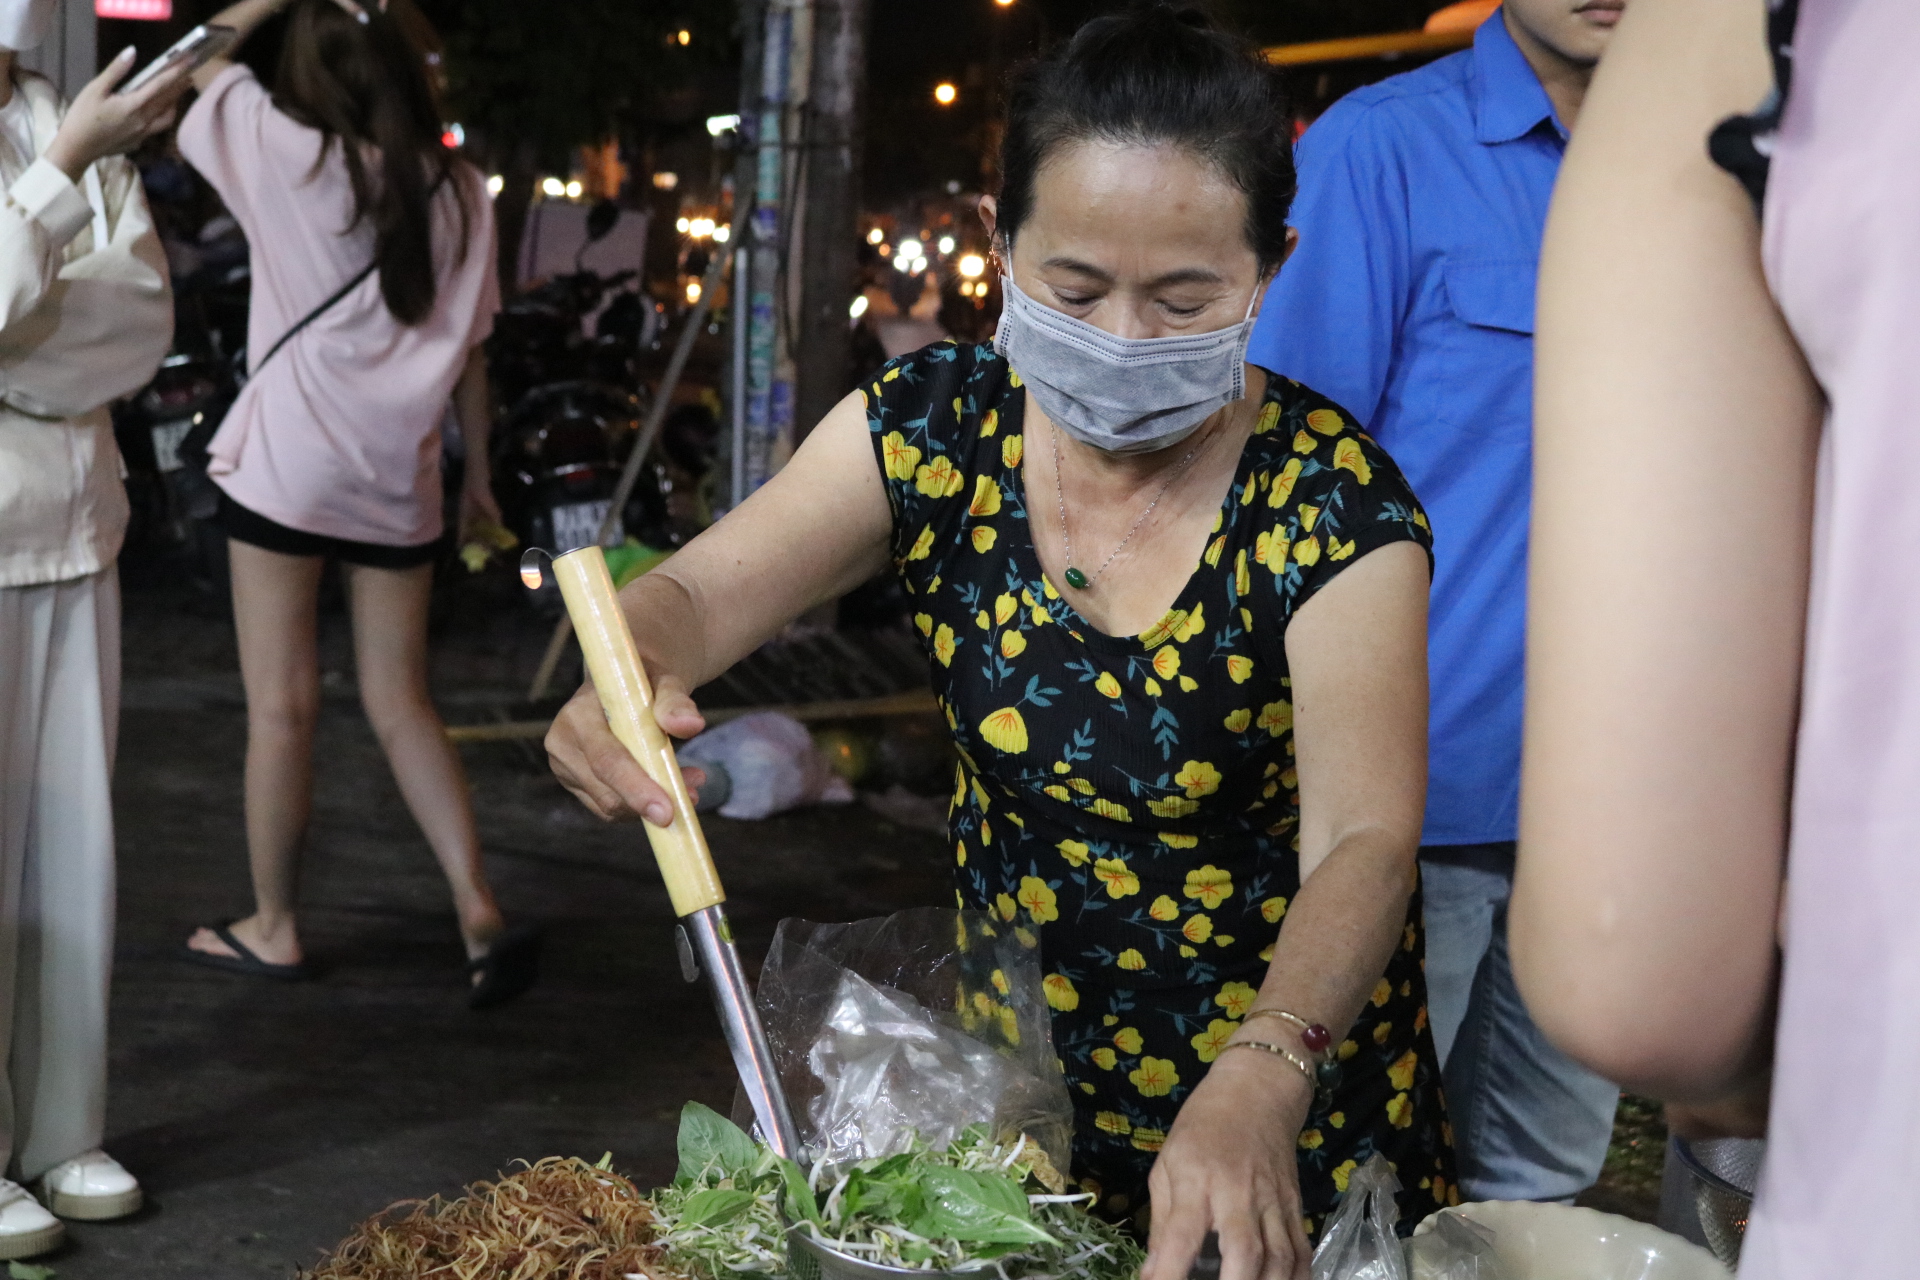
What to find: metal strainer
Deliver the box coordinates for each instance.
[1672,1136,1763,1267]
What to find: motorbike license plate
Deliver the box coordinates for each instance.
[550,499,623,554]
[150,418,196,473]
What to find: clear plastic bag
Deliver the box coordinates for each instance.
[754,907,1074,1176]
[1406,1212,1505,1280]
[678,711,854,820]
[1310,1154,1409,1280]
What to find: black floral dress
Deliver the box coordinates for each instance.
[863,340,1456,1236]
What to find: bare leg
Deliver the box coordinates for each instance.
[187,540,324,967]
[342,560,504,960]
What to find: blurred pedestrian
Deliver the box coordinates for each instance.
[175,0,536,1008]
[0,7,186,1257]
[1518,0,1917,1274]
[1247,0,1628,1203]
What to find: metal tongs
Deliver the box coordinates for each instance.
[527,545,803,1160]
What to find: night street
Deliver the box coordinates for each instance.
[58,574,950,1278]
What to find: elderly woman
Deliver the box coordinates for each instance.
[549,8,1451,1278]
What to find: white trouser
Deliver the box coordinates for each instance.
[0,569,118,1182]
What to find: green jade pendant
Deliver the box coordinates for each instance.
[1064,566,1089,589]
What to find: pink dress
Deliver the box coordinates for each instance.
[1745,2,1920,1275]
[177,66,499,546]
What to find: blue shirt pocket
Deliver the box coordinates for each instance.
[1440,257,1537,335]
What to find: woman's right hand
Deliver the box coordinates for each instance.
[545,676,708,825]
[44,47,193,183]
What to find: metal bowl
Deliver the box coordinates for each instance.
[1671,1137,1763,1268]
[785,1226,989,1280]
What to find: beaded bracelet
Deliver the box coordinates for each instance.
[1221,1038,1316,1087]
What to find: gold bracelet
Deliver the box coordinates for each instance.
[1244,1008,1333,1058]
[1221,1039,1315,1087]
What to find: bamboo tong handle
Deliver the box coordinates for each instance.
[540,545,725,918]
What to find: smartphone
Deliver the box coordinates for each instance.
[121,24,238,94]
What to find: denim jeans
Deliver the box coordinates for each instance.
[1420,842,1619,1202]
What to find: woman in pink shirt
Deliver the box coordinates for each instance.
[1519,0,1918,1273]
[176,0,535,1007]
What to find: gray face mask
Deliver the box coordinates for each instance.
[993,270,1258,455]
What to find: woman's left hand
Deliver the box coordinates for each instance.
[458,467,503,545]
[1143,1050,1314,1280]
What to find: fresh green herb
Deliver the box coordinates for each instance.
[804,1126,1140,1277]
[8,1263,55,1280]
[651,1105,1144,1280]
[653,1102,803,1279]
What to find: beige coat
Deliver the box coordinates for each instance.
[0,70,171,589]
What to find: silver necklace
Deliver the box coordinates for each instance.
[1050,422,1206,591]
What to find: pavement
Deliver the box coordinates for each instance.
[52,569,952,1278]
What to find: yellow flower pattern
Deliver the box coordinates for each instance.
[1128,1056,1179,1098]
[1190,1019,1238,1063]
[863,341,1447,1238]
[882,431,922,480]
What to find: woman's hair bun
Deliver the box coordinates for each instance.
[995,3,1296,268]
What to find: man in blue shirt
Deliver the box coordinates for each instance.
[1249,0,1626,1202]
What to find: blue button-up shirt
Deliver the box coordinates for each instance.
[1248,15,1564,846]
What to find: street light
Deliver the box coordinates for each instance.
[937,235,956,255]
[866,227,884,245]
[933,82,957,106]
[958,253,986,279]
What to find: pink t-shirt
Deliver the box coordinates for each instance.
[1743,2,1920,1276]
[177,65,499,546]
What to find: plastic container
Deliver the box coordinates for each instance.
[1410,1201,1730,1280]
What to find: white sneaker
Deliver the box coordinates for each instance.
[0,1179,63,1260]
[36,1149,142,1222]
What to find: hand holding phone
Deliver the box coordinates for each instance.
[44,44,195,182]
[121,24,238,95]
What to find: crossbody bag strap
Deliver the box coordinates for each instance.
[243,258,379,382]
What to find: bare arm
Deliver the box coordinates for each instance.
[193,0,296,90]
[452,346,500,539]
[545,390,894,824]
[1513,0,1821,1101]
[1145,541,1429,1280]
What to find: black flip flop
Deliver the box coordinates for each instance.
[467,924,541,1010]
[180,922,314,982]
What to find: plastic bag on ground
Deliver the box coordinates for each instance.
[754,907,1074,1177]
[1406,1211,1505,1280]
[1311,1153,1409,1280]
[677,711,854,820]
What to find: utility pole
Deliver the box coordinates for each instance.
[723,0,766,513]
[793,0,867,443]
[735,0,802,506]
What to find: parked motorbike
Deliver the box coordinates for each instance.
[113,264,248,590]
[485,200,680,609]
